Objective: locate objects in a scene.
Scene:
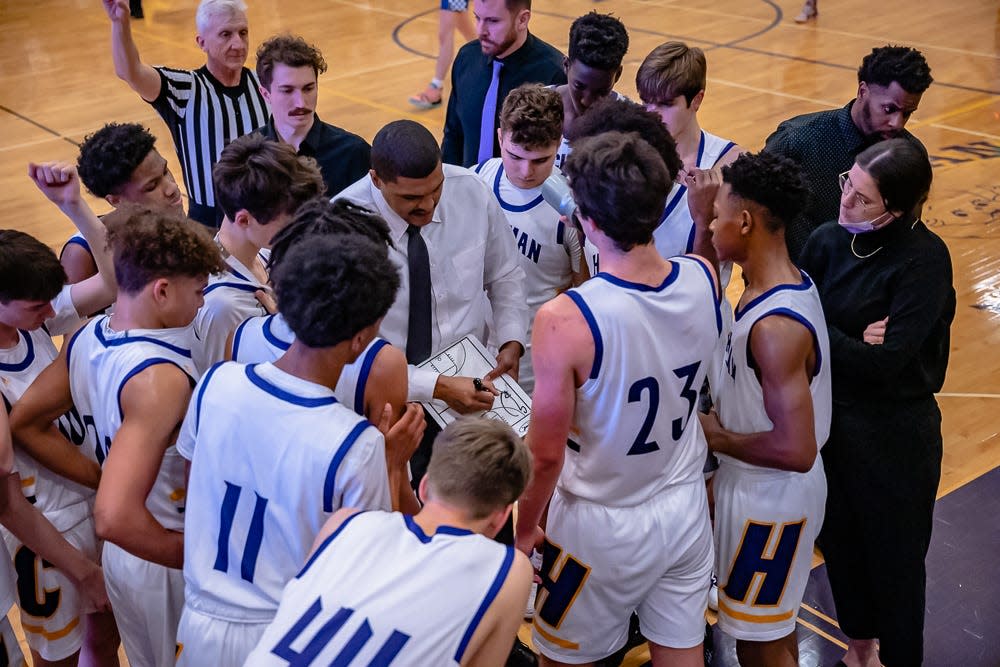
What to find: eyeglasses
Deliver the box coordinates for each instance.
[838,171,885,212]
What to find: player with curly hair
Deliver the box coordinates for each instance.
[552,11,629,169]
[699,152,830,667]
[62,122,183,282]
[764,45,933,261]
[176,230,403,666]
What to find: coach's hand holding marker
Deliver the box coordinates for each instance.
[434,374,497,414]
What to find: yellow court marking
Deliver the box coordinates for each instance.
[796,616,848,650]
[800,601,840,629]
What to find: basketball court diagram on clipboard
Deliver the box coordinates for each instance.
[418,336,532,437]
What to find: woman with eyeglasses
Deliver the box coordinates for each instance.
[798,137,955,667]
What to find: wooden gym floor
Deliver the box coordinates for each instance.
[2,0,999,664]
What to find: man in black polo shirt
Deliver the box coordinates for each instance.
[252,35,371,198]
[763,45,933,262]
[442,0,566,167]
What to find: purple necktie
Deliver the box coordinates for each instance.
[477,59,504,163]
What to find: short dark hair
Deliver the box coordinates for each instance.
[856,138,933,220]
[77,123,158,198]
[268,197,393,272]
[499,84,563,149]
[105,208,225,294]
[371,120,441,182]
[255,34,328,89]
[504,0,530,11]
[636,41,706,106]
[426,417,532,519]
[0,231,66,304]
[213,134,325,224]
[721,153,810,232]
[564,131,670,251]
[567,97,682,182]
[857,45,933,95]
[271,234,400,348]
[567,12,629,72]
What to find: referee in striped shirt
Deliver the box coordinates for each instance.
[103,0,269,227]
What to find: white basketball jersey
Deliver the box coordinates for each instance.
[714,272,832,470]
[584,131,737,284]
[66,316,198,531]
[178,362,390,622]
[0,328,94,532]
[474,158,580,392]
[560,257,722,505]
[245,511,514,666]
[192,252,269,373]
[231,315,392,417]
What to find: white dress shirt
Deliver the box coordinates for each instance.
[335,164,528,401]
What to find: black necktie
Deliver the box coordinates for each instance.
[406,225,433,364]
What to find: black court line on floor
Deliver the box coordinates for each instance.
[391,1,1000,97]
[0,104,80,148]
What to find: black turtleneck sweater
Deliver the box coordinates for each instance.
[798,219,955,404]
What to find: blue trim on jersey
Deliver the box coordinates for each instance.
[231,318,253,362]
[296,510,368,578]
[203,281,260,296]
[734,271,814,322]
[750,307,823,379]
[594,264,681,293]
[473,161,487,174]
[403,514,474,543]
[61,235,92,255]
[65,323,90,369]
[713,141,737,167]
[116,358,194,420]
[194,361,227,433]
[455,547,515,663]
[696,131,706,165]
[263,314,293,352]
[225,265,251,282]
[493,164,544,212]
[0,331,34,372]
[93,317,194,358]
[323,420,370,512]
[565,290,603,380]
[244,364,337,407]
[556,220,565,245]
[684,222,697,254]
[660,184,688,224]
[679,257,723,335]
[354,339,388,416]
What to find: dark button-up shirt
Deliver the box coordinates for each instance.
[442,33,566,167]
[255,113,371,198]
[763,100,925,262]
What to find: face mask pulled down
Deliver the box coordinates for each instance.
[839,210,894,234]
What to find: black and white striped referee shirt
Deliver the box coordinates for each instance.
[150,65,269,227]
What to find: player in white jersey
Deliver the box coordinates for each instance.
[0,410,112,667]
[699,153,830,666]
[475,84,585,393]
[230,198,424,512]
[61,122,185,283]
[246,417,533,666]
[191,134,324,372]
[515,132,720,665]
[176,227,405,666]
[19,209,224,667]
[2,163,121,665]
[550,13,629,171]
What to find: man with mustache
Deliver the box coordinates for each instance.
[103,0,269,228]
[251,35,371,199]
[763,45,932,262]
[441,0,566,167]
